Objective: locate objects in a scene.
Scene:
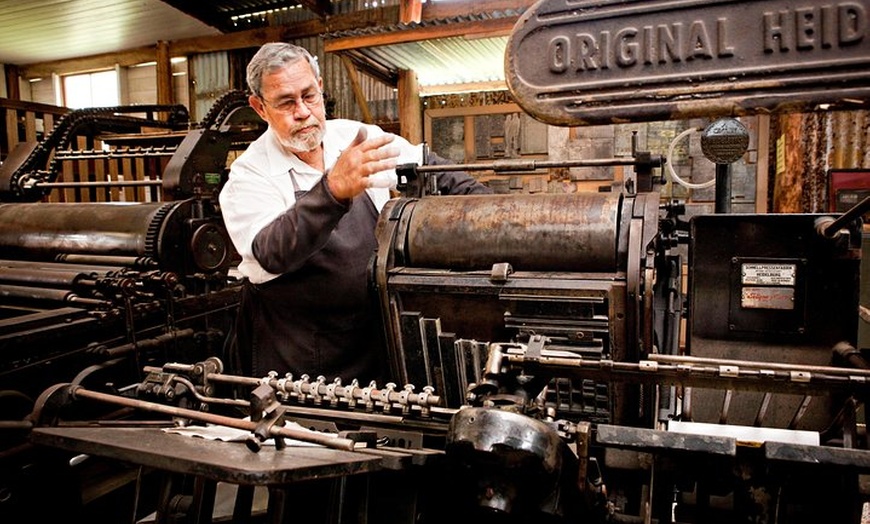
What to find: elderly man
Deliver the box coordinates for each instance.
[219,42,490,382]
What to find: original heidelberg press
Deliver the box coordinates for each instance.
[7,0,870,523]
[0,91,266,520]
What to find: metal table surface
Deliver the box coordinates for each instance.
[30,426,382,485]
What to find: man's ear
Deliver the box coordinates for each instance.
[249,95,267,120]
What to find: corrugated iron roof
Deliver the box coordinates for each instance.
[361,35,509,90]
[0,0,220,65]
[323,10,524,93]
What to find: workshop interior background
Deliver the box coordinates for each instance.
[4,1,869,216]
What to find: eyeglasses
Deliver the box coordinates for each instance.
[260,91,323,114]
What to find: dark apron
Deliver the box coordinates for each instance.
[235,172,385,383]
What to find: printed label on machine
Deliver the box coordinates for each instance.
[741,263,796,286]
[741,287,794,310]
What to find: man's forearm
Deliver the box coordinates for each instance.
[252,177,349,274]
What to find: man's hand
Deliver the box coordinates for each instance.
[326,127,399,201]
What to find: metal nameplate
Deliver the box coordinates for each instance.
[506,0,870,125]
[741,286,795,310]
[741,263,796,286]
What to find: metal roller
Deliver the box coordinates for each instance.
[0,266,97,288]
[0,199,232,276]
[402,192,624,272]
[0,201,175,258]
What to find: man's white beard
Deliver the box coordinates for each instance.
[279,119,324,153]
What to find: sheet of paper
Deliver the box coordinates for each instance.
[163,420,333,447]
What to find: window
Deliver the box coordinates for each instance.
[63,70,119,109]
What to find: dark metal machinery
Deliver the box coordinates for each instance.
[0,91,265,521]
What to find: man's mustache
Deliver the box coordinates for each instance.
[291,118,320,133]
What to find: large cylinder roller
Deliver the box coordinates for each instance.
[0,199,232,275]
[0,202,173,258]
[398,192,625,273]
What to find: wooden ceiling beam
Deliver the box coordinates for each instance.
[421,0,536,19]
[419,80,508,96]
[323,17,518,53]
[339,51,398,87]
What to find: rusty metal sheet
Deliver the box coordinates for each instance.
[506,0,870,125]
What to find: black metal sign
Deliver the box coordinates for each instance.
[506,0,870,125]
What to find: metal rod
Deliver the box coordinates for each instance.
[54,148,176,160]
[71,386,357,451]
[56,254,158,268]
[714,163,731,213]
[0,420,33,430]
[0,267,96,288]
[649,353,870,377]
[147,364,442,411]
[789,395,813,430]
[102,328,196,358]
[824,195,870,237]
[0,283,108,306]
[35,179,163,188]
[0,258,127,273]
[754,393,772,427]
[719,389,732,424]
[503,354,866,395]
[412,157,659,173]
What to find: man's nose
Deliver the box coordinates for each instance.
[293,100,312,119]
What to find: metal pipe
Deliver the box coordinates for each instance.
[0,258,126,273]
[35,179,163,189]
[503,354,867,396]
[413,157,660,173]
[833,341,870,370]
[99,328,196,358]
[649,353,870,377]
[71,386,357,451]
[55,254,158,268]
[0,284,108,306]
[823,195,870,238]
[0,267,96,288]
[714,164,731,213]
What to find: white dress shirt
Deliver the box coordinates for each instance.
[219,119,423,284]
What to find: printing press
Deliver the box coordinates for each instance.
[0,90,266,520]
[6,0,870,523]
[16,146,867,524]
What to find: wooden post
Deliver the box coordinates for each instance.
[156,41,173,106]
[339,54,373,124]
[754,114,770,213]
[399,0,423,23]
[397,69,421,144]
[5,65,20,100]
[772,113,804,213]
